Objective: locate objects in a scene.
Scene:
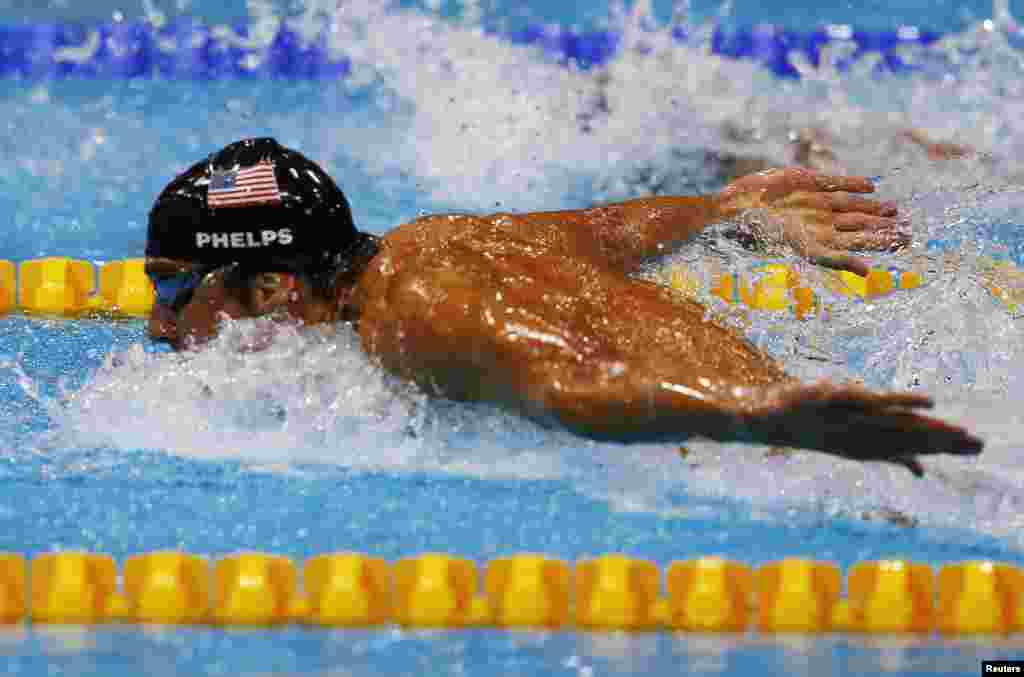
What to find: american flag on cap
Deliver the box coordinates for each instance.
[207,161,282,209]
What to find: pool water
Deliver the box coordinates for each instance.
[3,0,1024,675]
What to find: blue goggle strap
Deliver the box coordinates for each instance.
[148,269,206,310]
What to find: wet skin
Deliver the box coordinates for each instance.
[148,167,983,474]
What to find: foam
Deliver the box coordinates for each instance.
[19,0,1024,548]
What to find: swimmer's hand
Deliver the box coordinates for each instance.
[898,129,974,160]
[744,381,983,476]
[716,167,907,276]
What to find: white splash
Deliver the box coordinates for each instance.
[52,320,572,481]
[29,0,1024,546]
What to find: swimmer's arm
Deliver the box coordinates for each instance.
[571,195,721,268]
[362,269,983,473]
[542,168,904,274]
[524,363,982,474]
[510,195,719,269]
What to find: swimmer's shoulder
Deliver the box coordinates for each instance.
[355,214,492,348]
[363,213,484,288]
[382,209,585,271]
[383,212,519,257]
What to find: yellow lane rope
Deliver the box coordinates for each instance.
[1,551,1020,634]
[0,255,1021,319]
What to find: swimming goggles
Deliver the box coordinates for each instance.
[147,265,219,312]
[148,263,302,313]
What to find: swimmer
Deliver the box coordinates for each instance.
[582,66,980,189]
[145,138,983,475]
[713,125,978,185]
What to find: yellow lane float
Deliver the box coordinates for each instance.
[1,257,153,318]
[664,261,927,319]
[19,258,95,317]
[717,264,922,316]
[393,554,488,628]
[0,554,25,624]
[115,551,211,624]
[0,261,14,316]
[836,559,935,633]
[93,258,154,317]
[304,553,392,627]
[210,552,303,626]
[574,555,662,631]
[665,557,752,632]
[0,551,1019,634]
[0,256,1022,319]
[485,554,571,629]
[937,561,1024,635]
[756,558,841,633]
[30,552,118,624]
[979,259,1024,315]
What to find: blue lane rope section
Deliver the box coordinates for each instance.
[0,18,944,80]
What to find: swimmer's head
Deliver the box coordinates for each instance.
[145,138,379,348]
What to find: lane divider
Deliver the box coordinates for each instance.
[0,257,1019,320]
[665,262,926,318]
[0,261,13,316]
[0,20,943,81]
[668,258,1024,317]
[2,257,154,318]
[979,260,1024,315]
[1,257,1020,319]
[1,552,1023,634]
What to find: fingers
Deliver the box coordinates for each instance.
[722,168,881,216]
[795,212,908,271]
[815,386,982,458]
[838,388,934,410]
[802,382,934,411]
[899,128,975,160]
[844,409,985,457]
[743,168,876,200]
[783,192,898,216]
[806,405,984,463]
[807,248,871,276]
[832,212,904,232]
[831,222,911,251]
[845,197,897,216]
[926,142,973,160]
[752,381,984,471]
[812,173,876,194]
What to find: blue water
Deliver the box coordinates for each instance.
[3,1,1024,675]
[1,0,1022,31]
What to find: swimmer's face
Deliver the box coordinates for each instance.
[146,259,340,349]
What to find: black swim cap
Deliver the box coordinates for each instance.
[147,138,370,274]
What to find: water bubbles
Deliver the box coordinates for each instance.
[5,0,1023,546]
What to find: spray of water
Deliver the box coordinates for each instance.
[27,0,1024,543]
